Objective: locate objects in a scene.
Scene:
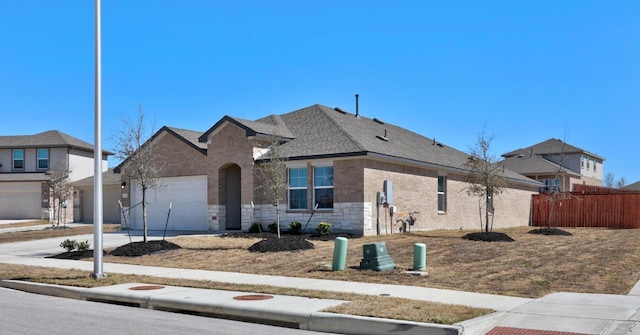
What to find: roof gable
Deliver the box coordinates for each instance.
[114,125,206,172]
[503,138,604,161]
[500,149,580,177]
[198,115,295,143]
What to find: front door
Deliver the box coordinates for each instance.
[225,165,241,230]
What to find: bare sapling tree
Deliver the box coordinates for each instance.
[544,139,567,230]
[604,173,615,188]
[604,173,626,189]
[47,163,72,228]
[112,107,164,243]
[256,135,287,238]
[464,129,508,233]
[541,135,584,230]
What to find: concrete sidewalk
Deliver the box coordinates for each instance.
[2,231,640,334]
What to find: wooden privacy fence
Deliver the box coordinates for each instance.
[531,191,640,229]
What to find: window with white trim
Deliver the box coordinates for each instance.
[313,166,333,209]
[12,149,24,170]
[288,167,307,210]
[437,175,447,212]
[37,148,49,170]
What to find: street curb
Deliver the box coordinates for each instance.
[307,312,462,335]
[0,280,463,335]
[0,279,86,300]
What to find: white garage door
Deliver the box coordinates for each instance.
[130,175,207,231]
[0,182,42,219]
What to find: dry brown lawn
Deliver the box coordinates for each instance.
[101,227,640,298]
[0,223,120,244]
[0,263,487,324]
[2,225,640,324]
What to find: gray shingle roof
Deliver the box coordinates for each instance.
[203,104,538,186]
[503,138,604,161]
[166,127,208,151]
[71,168,120,186]
[623,181,640,192]
[500,149,580,177]
[199,115,295,142]
[0,130,112,155]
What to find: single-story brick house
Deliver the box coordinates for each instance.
[118,104,540,235]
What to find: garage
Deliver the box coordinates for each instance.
[129,175,208,231]
[0,182,43,219]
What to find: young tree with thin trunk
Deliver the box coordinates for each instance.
[112,108,163,243]
[255,135,287,238]
[47,163,72,228]
[463,129,508,233]
[604,173,615,188]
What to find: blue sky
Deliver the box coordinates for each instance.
[1,1,638,184]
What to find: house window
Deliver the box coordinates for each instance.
[581,155,584,169]
[586,157,590,170]
[37,148,49,170]
[288,167,307,210]
[12,149,24,170]
[314,166,334,209]
[437,175,447,212]
[593,161,597,172]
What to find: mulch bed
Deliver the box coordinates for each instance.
[46,250,104,260]
[48,240,182,259]
[462,232,515,242]
[247,234,315,253]
[110,240,181,257]
[528,228,573,236]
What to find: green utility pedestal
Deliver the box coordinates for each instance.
[359,242,396,272]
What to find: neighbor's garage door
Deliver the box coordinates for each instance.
[0,182,42,219]
[130,175,207,231]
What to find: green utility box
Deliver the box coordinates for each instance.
[359,242,396,272]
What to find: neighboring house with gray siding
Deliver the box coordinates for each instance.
[71,169,121,223]
[0,130,110,221]
[502,139,605,192]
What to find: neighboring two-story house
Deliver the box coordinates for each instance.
[501,138,604,192]
[0,130,110,220]
[118,104,541,235]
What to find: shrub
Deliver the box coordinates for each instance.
[289,221,302,235]
[60,239,77,252]
[267,222,279,234]
[248,222,264,233]
[316,222,333,236]
[60,239,90,252]
[76,240,90,251]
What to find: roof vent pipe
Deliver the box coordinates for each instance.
[355,94,359,118]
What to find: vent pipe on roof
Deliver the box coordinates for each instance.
[355,94,360,118]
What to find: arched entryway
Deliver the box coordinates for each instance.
[225,164,242,230]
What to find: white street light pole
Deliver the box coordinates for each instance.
[92,0,105,279]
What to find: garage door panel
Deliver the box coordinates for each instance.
[0,183,42,219]
[130,176,207,231]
